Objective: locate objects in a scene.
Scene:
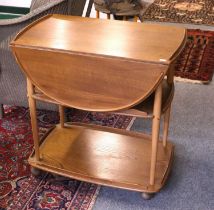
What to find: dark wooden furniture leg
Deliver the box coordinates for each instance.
[0,104,4,119]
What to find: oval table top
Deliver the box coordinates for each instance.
[12,14,186,64]
[11,15,186,111]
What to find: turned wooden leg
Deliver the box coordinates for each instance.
[167,61,175,84]
[163,106,171,147]
[59,105,65,128]
[27,78,40,161]
[150,83,162,186]
[0,104,4,119]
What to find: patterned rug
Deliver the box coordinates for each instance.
[142,0,214,26]
[0,106,133,209]
[175,29,214,83]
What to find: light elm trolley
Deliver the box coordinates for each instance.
[11,15,186,199]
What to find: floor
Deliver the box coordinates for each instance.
[82,1,214,209]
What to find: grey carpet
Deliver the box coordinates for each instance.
[93,80,214,210]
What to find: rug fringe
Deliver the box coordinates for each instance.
[126,117,136,130]
[88,186,101,210]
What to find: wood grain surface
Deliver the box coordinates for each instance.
[29,124,174,193]
[12,15,186,63]
[11,15,186,111]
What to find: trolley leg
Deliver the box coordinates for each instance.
[150,83,162,186]
[142,192,154,200]
[59,105,65,128]
[163,106,171,147]
[27,78,40,161]
[167,61,175,84]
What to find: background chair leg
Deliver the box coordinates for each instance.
[0,104,4,119]
[134,16,138,22]
[86,0,94,17]
[96,10,100,18]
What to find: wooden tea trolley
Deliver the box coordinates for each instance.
[11,15,186,199]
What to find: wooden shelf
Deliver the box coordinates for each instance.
[33,90,60,105]
[33,80,174,118]
[29,123,174,193]
[115,80,174,118]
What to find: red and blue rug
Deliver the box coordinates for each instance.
[0,106,133,209]
[175,29,214,83]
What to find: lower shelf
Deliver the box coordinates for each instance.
[29,123,174,193]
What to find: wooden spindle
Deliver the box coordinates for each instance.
[163,106,171,147]
[150,83,162,186]
[27,78,40,161]
[59,105,65,128]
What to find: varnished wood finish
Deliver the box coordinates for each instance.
[29,124,174,193]
[150,83,162,185]
[31,79,174,119]
[11,15,186,63]
[123,79,174,118]
[163,106,171,147]
[96,10,100,19]
[134,16,138,22]
[11,15,187,196]
[11,15,186,111]
[11,47,167,111]
[32,91,60,104]
[59,105,65,128]
[167,61,176,84]
[27,79,40,161]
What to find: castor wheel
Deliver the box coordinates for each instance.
[31,167,42,176]
[141,192,155,200]
[52,173,63,180]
